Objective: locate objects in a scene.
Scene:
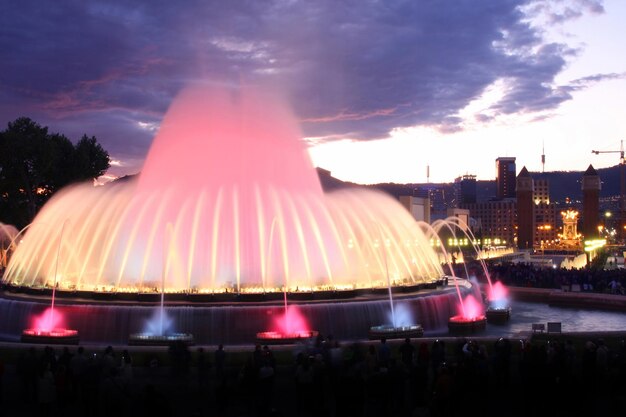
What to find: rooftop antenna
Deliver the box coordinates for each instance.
[426,165,430,183]
[541,140,545,173]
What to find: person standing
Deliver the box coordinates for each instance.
[399,338,415,369]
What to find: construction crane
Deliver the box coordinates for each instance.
[592,140,625,239]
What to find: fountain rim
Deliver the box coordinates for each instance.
[0,278,460,307]
[20,328,80,345]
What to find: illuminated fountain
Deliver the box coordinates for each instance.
[447,293,487,334]
[21,307,79,344]
[368,229,424,340]
[485,280,511,324]
[429,218,496,333]
[256,304,318,344]
[20,221,80,344]
[1,85,471,344]
[129,226,194,345]
[128,309,193,346]
[368,302,424,340]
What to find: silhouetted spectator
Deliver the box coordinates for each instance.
[414,342,430,406]
[37,362,55,417]
[69,346,88,404]
[214,344,226,382]
[54,363,70,411]
[399,337,415,368]
[168,340,191,377]
[196,347,210,390]
[257,356,275,415]
[120,349,133,382]
[431,340,445,378]
[262,345,276,369]
[101,345,116,378]
[294,355,314,413]
[431,363,452,417]
[17,347,39,403]
[378,338,390,368]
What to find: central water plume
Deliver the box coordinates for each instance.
[4,85,442,293]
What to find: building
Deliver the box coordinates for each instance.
[446,208,471,233]
[581,164,601,239]
[516,166,534,249]
[533,179,557,246]
[415,184,456,219]
[454,175,477,206]
[496,157,516,199]
[399,195,431,223]
[462,200,516,247]
[533,179,550,205]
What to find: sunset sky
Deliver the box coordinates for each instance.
[1,0,625,184]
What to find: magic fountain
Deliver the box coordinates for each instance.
[1,85,475,344]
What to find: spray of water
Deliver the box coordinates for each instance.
[4,85,442,294]
[488,281,510,309]
[389,302,414,327]
[143,308,174,336]
[32,307,66,332]
[457,294,485,320]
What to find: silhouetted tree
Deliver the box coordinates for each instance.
[0,117,110,227]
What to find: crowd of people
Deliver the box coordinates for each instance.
[486,261,626,294]
[10,345,144,416]
[1,333,625,417]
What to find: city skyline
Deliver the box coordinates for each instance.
[1,0,625,184]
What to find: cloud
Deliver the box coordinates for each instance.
[525,0,605,24]
[0,0,610,172]
[567,72,626,89]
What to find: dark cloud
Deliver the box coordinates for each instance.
[0,0,609,173]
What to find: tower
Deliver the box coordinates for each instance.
[582,164,601,239]
[496,157,516,199]
[516,166,534,249]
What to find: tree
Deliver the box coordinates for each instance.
[74,135,110,181]
[0,117,110,227]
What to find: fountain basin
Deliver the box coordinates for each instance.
[256,330,319,345]
[0,283,470,344]
[447,315,487,334]
[3,281,446,302]
[21,328,79,345]
[128,333,194,346]
[368,324,424,340]
[486,306,511,324]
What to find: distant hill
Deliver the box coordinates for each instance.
[317,165,624,204]
[115,165,623,204]
[530,165,621,202]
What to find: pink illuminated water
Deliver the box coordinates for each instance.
[456,295,485,320]
[488,280,509,309]
[270,304,311,335]
[139,88,322,198]
[31,307,65,332]
[3,85,442,293]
